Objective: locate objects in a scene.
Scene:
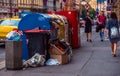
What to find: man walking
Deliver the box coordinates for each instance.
[84,11,93,42]
[97,11,107,41]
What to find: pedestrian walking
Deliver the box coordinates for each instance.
[83,12,93,42]
[97,11,107,41]
[106,12,120,57]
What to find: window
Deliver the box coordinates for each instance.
[6,0,9,6]
[19,0,21,5]
[37,0,39,5]
[25,0,26,5]
[21,0,23,5]
[26,0,28,5]
[0,20,20,26]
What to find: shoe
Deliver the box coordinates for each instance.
[89,40,92,42]
[113,54,116,57]
[101,39,103,42]
[87,39,89,42]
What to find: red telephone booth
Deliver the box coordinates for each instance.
[57,10,80,48]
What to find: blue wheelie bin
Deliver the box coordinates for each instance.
[18,13,51,59]
[24,30,50,58]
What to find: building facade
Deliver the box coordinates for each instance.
[0,0,18,19]
[97,0,107,11]
[111,0,120,21]
[0,0,84,19]
[47,0,60,11]
[81,0,97,10]
[89,0,97,10]
[18,0,43,12]
[0,0,44,19]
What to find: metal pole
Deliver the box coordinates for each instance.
[60,1,63,10]
[43,0,47,13]
[96,0,98,11]
[80,0,82,16]
[9,0,12,18]
[53,0,56,11]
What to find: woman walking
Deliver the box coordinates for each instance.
[106,12,120,57]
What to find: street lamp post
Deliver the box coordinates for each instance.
[9,0,12,18]
[60,1,63,10]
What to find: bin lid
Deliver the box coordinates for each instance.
[19,10,32,18]
[18,13,51,30]
[24,30,50,33]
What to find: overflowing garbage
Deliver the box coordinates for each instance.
[6,31,20,41]
[48,39,72,65]
[23,53,45,68]
[5,12,74,70]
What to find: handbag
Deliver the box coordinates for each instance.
[110,26,119,38]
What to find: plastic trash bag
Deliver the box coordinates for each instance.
[110,27,119,38]
[67,46,72,63]
[46,59,60,65]
[6,31,20,40]
[23,53,45,68]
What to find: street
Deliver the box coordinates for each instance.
[0,27,120,76]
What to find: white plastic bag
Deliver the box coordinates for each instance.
[6,31,19,40]
[23,53,45,68]
[46,59,60,65]
[111,27,119,38]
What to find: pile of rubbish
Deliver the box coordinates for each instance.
[22,39,72,68]
[6,31,21,41]
[23,53,45,68]
[5,12,73,70]
[5,30,72,69]
[46,39,72,65]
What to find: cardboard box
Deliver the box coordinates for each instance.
[49,44,67,55]
[50,54,68,65]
